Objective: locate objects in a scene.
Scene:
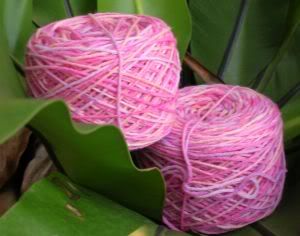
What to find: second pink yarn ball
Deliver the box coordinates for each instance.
[138,84,286,234]
[25,13,180,150]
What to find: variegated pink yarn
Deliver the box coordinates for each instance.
[137,85,286,234]
[25,13,180,150]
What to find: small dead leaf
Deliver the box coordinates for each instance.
[51,176,81,200]
[65,203,83,218]
[129,225,157,236]
[21,145,56,193]
[0,129,31,188]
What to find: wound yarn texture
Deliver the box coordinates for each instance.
[25,13,180,150]
[137,84,286,234]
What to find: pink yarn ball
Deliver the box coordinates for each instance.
[137,85,286,234]
[25,13,180,150]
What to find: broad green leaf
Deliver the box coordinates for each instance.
[0,0,165,221]
[190,0,241,77]
[264,29,300,101]
[97,0,191,59]
[3,0,33,63]
[264,0,300,141]
[33,0,97,26]
[259,0,300,100]
[0,173,177,236]
[190,0,289,85]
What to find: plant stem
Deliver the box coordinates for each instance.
[134,0,144,15]
[184,53,224,84]
[64,0,74,17]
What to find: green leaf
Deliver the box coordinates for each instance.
[0,0,165,221]
[264,31,300,101]
[69,0,97,16]
[0,6,26,98]
[281,96,300,142]
[33,0,97,25]
[97,0,191,59]
[224,228,262,236]
[0,173,169,236]
[262,1,300,142]
[3,0,34,63]
[259,0,300,100]
[33,0,68,25]
[190,0,289,85]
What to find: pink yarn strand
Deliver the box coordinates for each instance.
[180,86,238,230]
[88,13,124,130]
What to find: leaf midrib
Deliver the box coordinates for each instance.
[134,0,144,14]
[217,0,248,80]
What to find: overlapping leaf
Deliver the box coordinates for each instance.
[0,173,190,236]
[261,0,300,100]
[190,0,289,86]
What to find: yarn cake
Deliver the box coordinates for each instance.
[25,13,180,150]
[137,85,286,234]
